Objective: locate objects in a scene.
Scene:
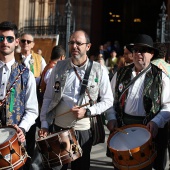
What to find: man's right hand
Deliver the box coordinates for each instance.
[38,128,49,138]
[107,119,118,132]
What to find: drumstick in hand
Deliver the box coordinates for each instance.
[115,128,129,134]
[55,103,90,118]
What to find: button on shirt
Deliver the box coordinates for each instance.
[0,59,38,131]
[107,67,170,128]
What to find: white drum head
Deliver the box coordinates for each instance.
[109,127,150,151]
[0,127,16,144]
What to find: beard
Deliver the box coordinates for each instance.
[0,46,14,56]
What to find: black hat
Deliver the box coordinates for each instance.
[126,34,159,55]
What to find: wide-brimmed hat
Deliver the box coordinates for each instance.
[126,34,159,55]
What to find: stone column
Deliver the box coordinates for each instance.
[44,0,48,26]
[35,0,39,26]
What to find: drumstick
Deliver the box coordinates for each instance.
[115,128,129,134]
[55,103,90,118]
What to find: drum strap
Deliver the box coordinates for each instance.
[73,60,94,106]
[119,64,151,102]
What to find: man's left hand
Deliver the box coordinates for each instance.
[14,124,25,143]
[146,121,158,138]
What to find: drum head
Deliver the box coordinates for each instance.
[0,127,16,144]
[109,126,150,151]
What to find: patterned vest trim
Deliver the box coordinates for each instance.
[5,62,29,125]
[31,51,42,77]
[114,63,162,122]
[46,58,103,124]
[15,51,42,77]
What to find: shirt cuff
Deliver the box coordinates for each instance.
[41,121,49,129]
[105,107,117,121]
[151,114,166,128]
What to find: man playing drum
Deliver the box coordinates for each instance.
[0,21,38,169]
[39,30,113,170]
[106,34,170,170]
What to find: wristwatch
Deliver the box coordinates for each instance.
[85,108,91,117]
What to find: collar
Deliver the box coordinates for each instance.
[71,57,89,70]
[0,58,15,70]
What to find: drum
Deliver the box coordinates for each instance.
[36,128,82,168]
[0,126,28,170]
[107,124,157,170]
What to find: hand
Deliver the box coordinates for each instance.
[71,105,86,119]
[14,124,25,143]
[146,121,158,138]
[38,128,49,138]
[107,119,118,132]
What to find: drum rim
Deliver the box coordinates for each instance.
[107,124,151,153]
[0,125,18,146]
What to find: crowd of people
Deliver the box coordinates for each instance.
[0,20,170,170]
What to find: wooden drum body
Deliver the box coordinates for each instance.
[107,124,157,170]
[0,126,27,170]
[36,128,82,168]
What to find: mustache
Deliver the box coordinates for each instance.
[0,45,9,48]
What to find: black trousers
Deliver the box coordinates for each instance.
[23,123,37,170]
[152,123,168,170]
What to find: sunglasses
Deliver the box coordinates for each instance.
[0,36,15,43]
[20,39,33,44]
[133,47,153,53]
[68,41,89,46]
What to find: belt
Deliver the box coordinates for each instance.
[49,124,70,133]
[123,113,145,125]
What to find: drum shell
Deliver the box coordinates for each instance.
[107,124,157,170]
[0,126,27,170]
[36,128,82,168]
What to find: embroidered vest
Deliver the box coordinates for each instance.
[114,63,162,122]
[5,62,29,125]
[15,51,42,77]
[46,58,102,124]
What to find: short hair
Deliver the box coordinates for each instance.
[20,33,34,41]
[51,45,65,60]
[0,21,18,38]
[70,30,90,43]
[153,42,167,59]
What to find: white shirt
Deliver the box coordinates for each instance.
[40,59,113,128]
[0,59,38,132]
[21,54,46,84]
[44,68,53,84]
[106,67,170,128]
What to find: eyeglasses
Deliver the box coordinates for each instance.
[133,47,152,54]
[68,41,89,46]
[0,36,15,43]
[20,39,33,44]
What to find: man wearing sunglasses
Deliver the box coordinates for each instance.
[15,33,46,84]
[106,34,170,170]
[0,21,38,169]
[15,33,46,170]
